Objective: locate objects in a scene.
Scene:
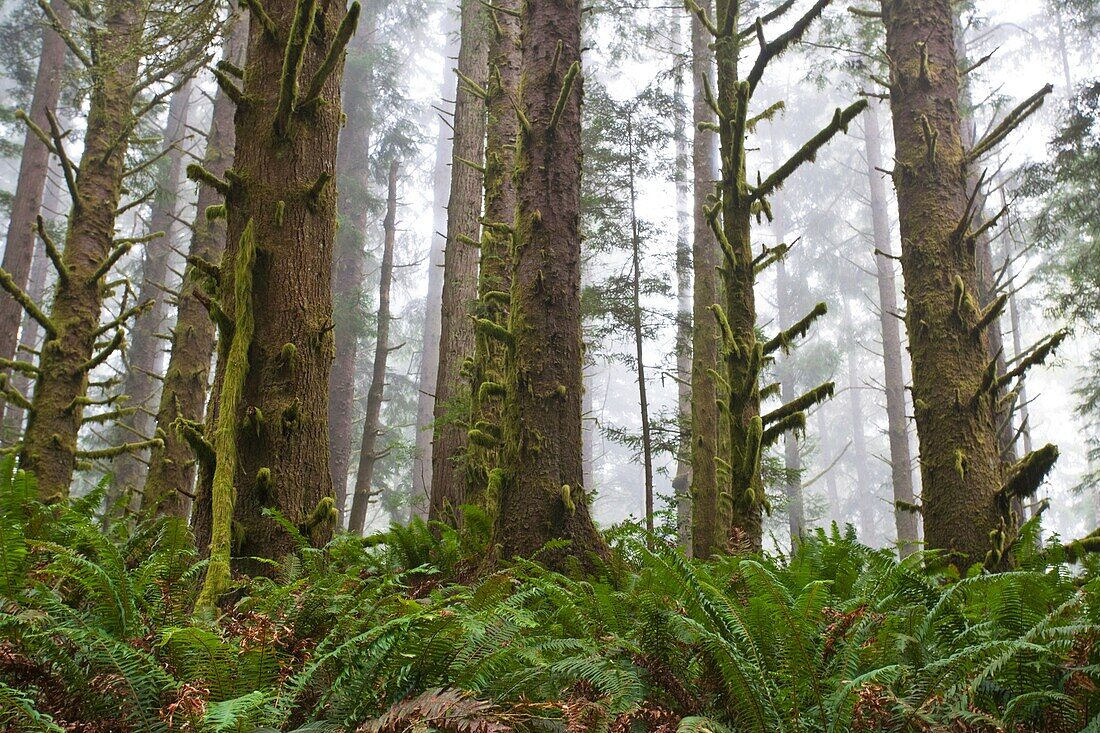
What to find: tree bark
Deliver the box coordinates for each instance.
[108,80,193,517]
[0,0,70,445]
[192,0,352,572]
[772,215,804,544]
[671,5,693,555]
[412,11,461,519]
[493,0,607,570]
[841,296,876,544]
[466,0,519,513]
[329,10,379,523]
[347,161,399,534]
[880,0,1010,568]
[429,0,489,524]
[690,0,720,559]
[143,18,247,519]
[863,99,918,557]
[19,0,146,502]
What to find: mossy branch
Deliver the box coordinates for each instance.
[77,437,163,460]
[455,69,489,100]
[93,300,153,339]
[999,444,1059,500]
[547,61,580,134]
[762,411,806,448]
[0,357,39,377]
[80,407,138,425]
[972,293,1008,336]
[212,67,248,107]
[763,302,827,356]
[187,163,232,197]
[995,330,1069,392]
[0,266,56,338]
[217,59,244,79]
[0,376,31,411]
[35,215,69,285]
[745,0,831,95]
[763,381,834,426]
[186,255,222,286]
[753,100,868,202]
[753,241,790,274]
[967,84,1053,163]
[684,0,718,36]
[79,330,124,373]
[273,0,319,139]
[738,0,796,37]
[474,317,513,346]
[306,171,332,212]
[239,0,277,37]
[34,0,92,67]
[298,1,361,114]
[174,416,215,473]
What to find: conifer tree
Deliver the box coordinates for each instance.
[143,16,248,518]
[493,0,606,569]
[429,0,489,523]
[190,0,359,581]
[9,0,214,501]
[877,0,1060,568]
[689,0,864,550]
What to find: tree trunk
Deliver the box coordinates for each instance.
[842,296,876,544]
[429,0,489,523]
[143,17,247,519]
[0,0,70,445]
[773,223,803,544]
[466,0,519,513]
[347,161,399,534]
[880,0,1009,568]
[412,11,461,519]
[108,80,193,517]
[627,115,655,541]
[671,5,693,555]
[863,99,918,557]
[690,0,720,559]
[329,10,379,523]
[192,0,353,573]
[493,0,607,570]
[18,0,146,502]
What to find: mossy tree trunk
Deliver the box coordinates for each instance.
[329,8,379,523]
[862,99,918,557]
[347,160,399,534]
[465,0,519,515]
[17,0,150,502]
[429,0,489,524]
[0,0,70,446]
[689,0,720,559]
[109,81,193,517]
[412,12,460,519]
[143,17,248,519]
[879,0,1057,568]
[493,0,608,570]
[191,0,357,572]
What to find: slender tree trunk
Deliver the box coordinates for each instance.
[18,0,146,502]
[880,0,1015,568]
[429,0,489,523]
[108,81,193,516]
[329,11,379,523]
[671,5,693,555]
[494,0,607,570]
[192,0,354,574]
[627,116,655,540]
[690,0,720,558]
[412,10,461,520]
[143,17,247,518]
[347,161,399,534]
[0,0,70,444]
[863,99,918,557]
[842,297,876,544]
[466,0,519,513]
[773,220,803,544]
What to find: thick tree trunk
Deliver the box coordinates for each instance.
[880,0,1008,568]
[0,0,70,444]
[494,0,607,570]
[466,0,519,513]
[429,0,489,523]
[412,11,461,519]
[108,81,193,516]
[143,18,247,518]
[690,0,720,559]
[329,12,379,523]
[347,161,399,534]
[863,99,918,557]
[19,0,145,502]
[671,6,693,555]
[192,0,351,572]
